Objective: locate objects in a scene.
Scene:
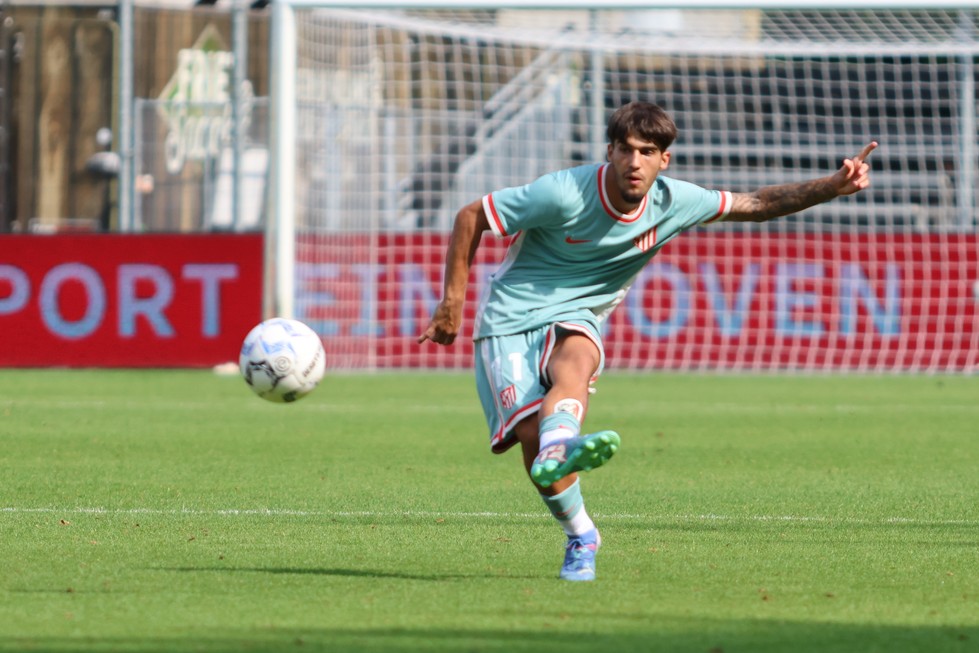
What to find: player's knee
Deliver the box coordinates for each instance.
[551,334,601,378]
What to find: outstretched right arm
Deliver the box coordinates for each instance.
[725,141,877,223]
[417,199,490,346]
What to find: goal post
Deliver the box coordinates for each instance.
[268,0,298,321]
[266,0,979,372]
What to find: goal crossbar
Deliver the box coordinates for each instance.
[272,1,979,9]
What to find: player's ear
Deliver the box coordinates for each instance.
[606,143,613,162]
[660,150,671,170]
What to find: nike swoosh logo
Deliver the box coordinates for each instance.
[564,236,591,244]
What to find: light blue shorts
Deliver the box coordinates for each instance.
[474,320,605,454]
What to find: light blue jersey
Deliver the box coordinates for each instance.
[473,163,730,452]
[475,163,731,339]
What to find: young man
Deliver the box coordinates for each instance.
[418,101,876,581]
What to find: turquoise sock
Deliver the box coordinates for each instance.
[538,412,580,449]
[541,478,594,536]
[539,412,580,434]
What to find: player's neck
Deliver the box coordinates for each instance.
[604,167,644,215]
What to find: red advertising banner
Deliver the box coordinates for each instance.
[4,231,974,372]
[0,234,263,367]
[295,231,979,373]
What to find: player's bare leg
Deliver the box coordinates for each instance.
[516,333,619,581]
[531,334,620,489]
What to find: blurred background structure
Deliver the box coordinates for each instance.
[0,0,269,233]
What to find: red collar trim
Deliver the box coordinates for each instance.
[598,164,647,223]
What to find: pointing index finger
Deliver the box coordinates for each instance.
[855,141,878,163]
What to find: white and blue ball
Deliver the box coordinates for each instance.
[239,318,326,403]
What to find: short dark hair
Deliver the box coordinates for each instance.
[606,101,678,151]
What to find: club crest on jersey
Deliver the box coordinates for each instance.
[499,384,517,409]
[634,227,657,252]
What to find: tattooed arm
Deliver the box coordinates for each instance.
[726,142,878,223]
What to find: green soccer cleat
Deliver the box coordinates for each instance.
[530,430,620,488]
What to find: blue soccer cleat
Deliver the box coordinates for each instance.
[560,529,601,581]
[530,430,620,488]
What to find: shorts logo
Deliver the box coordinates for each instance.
[499,384,517,409]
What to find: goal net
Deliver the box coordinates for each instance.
[268,3,979,372]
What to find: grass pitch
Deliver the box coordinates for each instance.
[2,369,978,653]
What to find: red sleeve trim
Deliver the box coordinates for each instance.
[705,190,733,224]
[482,194,508,237]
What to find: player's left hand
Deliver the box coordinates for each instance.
[833,141,877,196]
[418,300,461,346]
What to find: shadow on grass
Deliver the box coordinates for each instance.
[154,566,474,581]
[613,516,979,545]
[2,620,976,653]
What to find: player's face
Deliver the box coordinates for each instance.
[606,134,671,211]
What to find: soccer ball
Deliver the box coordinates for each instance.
[239,318,326,403]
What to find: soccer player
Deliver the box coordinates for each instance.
[418,101,876,581]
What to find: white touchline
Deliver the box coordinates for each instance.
[1,506,976,526]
